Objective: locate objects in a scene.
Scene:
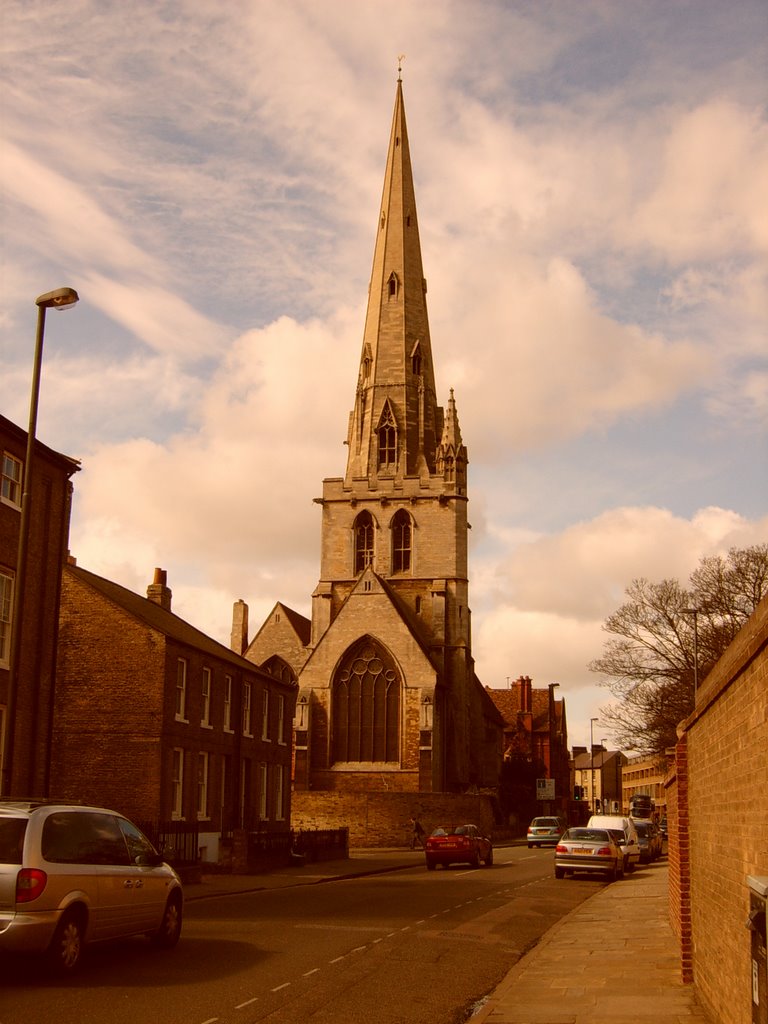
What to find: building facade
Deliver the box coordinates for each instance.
[53,564,296,865]
[572,745,626,818]
[240,77,503,836]
[0,413,79,797]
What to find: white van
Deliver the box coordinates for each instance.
[587,815,641,872]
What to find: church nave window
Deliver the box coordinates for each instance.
[332,639,401,764]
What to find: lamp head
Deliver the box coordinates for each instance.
[35,287,79,310]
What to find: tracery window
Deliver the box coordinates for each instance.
[391,509,412,573]
[377,404,397,472]
[354,510,374,574]
[332,638,401,763]
[261,655,297,687]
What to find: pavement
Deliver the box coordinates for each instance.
[183,848,712,1023]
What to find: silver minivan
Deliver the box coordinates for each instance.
[0,801,183,972]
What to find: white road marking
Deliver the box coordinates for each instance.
[235,997,257,1009]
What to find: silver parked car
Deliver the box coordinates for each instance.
[0,801,183,972]
[526,816,566,848]
[554,827,625,881]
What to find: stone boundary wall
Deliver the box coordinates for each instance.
[291,790,497,847]
[667,595,768,1024]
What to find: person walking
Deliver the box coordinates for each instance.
[409,817,426,850]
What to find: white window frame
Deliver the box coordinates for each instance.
[261,689,270,741]
[242,682,252,736]
[172,748,184,819]
[259,762,268,819]
[201,667,212,727]
[277,694,286,745]
[175,658,188,722]
[1,453,22,509]
[223,675,233,732]
[197,751,209,819]
[0,570,13,668]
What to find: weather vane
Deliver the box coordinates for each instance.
[398,54,405,81]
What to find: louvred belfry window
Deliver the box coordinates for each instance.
[377,404,397,472]
[391,509,412,573]
[354,510,374,574]
[332,638,401,763]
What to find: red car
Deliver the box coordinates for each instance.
[425,824,493,870]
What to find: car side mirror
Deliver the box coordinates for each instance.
[135,852,164,867]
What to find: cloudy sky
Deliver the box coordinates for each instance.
[3,0,767,752]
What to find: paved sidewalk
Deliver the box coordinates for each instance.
[183,851,711,1023]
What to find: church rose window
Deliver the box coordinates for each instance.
[332,639,400,763]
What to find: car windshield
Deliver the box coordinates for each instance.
[0,818,27,864]
[565,828,609,842]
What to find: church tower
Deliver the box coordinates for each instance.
[243,76,501,811]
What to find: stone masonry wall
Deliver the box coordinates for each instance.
[292,790,496,847]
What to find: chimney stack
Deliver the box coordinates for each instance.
[147,567,172,611]
[231,599,249,655]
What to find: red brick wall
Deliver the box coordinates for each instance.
[668,596,768,1023]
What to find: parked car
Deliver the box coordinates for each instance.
[526,816,566,848]
[0,800,183,973]
[659,816,668,839]
[425,824,493,870]
[587,814,641,873]
[634,820,663,862]
[554,827,625,881]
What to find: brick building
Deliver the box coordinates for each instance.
[665,593,767,1020]
[621,752,668,818]
[239,76,503,842]
[52,563,296,865]
[572,745,626,818]
[486,677,570,820]
[0,413,79,796]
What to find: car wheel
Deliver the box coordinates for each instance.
[469,853,480,868]
[47,909,85,974]
[485,848,494,866]
[554,866,565,879]
[150,893,183,948]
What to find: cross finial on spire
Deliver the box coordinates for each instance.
[397,54,405,81]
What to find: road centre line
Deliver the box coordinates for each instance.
[303,968,320,976]
[329,955,346,963]
[271,983,291,992]
[235,997,258,1009]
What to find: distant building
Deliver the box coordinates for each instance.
[0,413,79,796]
[572,745,626,816]
[236,77,503,843]
[622,753,668,818]
[52,564,295,865]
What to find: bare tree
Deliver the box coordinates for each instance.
[590,545,768,756]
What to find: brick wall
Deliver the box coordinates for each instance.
[292,790,496,846]
[667,595,768,1023]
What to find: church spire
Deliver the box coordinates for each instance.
[345,77,441,485]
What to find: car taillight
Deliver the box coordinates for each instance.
[596,847,611,856]
[555,844,567,853]
[16,868,47,904]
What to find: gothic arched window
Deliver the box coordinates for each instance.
[377,404,397,473]
[332,638,401,763]
[261,655,297,687]
[391,509,412,573]
[354,510,374,574]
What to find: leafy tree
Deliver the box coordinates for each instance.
[590,544,768,757]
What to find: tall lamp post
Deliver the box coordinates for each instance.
[682,606,704,695]
[590,717,598,813]
[2,287,79,796]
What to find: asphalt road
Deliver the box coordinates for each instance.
[0,846,602,1024]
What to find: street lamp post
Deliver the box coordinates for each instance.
[2,287,79,796]
[682,606,704,695]
[590,717,598,813]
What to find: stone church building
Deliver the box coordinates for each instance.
[233,78,503,842]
